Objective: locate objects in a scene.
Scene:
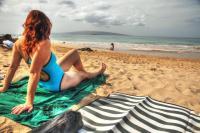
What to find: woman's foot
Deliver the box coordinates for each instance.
[85,63,106,79]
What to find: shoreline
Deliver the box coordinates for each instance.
[53,42,200,61]
[120,50,200,60]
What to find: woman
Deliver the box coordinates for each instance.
[0,10,106,115]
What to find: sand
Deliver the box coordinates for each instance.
[0,43,200,114]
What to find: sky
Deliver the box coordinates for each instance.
[0,0,200,38]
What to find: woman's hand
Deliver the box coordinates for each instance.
[0,87,6,93]
[11,103,33,115]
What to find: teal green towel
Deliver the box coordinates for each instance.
[0,75,106,127]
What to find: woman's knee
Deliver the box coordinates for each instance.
[66,49,79,59]
[70,48,78,54]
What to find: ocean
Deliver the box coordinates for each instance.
[51,33,200,54]
[10,32,200,58]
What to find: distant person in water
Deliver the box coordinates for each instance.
[110,43,114,51]
[0,10,106,115]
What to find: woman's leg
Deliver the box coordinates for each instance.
[57,48,107,79]
[57,49,85,72]
[60,64,106,91]
[60,72,85,90]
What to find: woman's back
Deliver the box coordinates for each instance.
[15,37,64,92]
[15,37,51,64]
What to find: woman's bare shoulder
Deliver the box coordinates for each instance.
[13,37,24,53]
[33,40,51,64]
[38,39,50,47]
[14,36,25,48]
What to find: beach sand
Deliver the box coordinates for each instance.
[0,43,200,114]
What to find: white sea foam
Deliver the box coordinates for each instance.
[52,40,200,53]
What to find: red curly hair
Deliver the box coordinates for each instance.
[22,10,52,55]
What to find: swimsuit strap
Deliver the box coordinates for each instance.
[25,51,32,65]
[26,52,53,66]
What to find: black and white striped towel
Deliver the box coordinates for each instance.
[78,93,200,133]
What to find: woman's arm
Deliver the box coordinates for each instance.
[11,40,50,115]
[0,41,22,92]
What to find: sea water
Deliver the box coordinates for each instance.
[51,33,200,54]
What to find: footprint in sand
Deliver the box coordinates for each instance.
[148,80,166,89]
[190,86,200,95]
[138,74,147,81]
[118,69,126,75]
[159,70,165,75]
[150,67,157,71]
[175,82,184,93]
[164,97,172,102]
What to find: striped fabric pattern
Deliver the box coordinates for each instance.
[78,93,200,133]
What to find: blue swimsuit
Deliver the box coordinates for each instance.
[27,52,64,92]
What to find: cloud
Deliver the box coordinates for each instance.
[23,6,32,13]
[59,0,76,8]
[188,16,200,23]
[137,22,145,26]
[38,0,48,3]
[126,13,146,26]
[1,0,146,27]
[15,3,33,13]
[2,0,200,37]
[194,17,200,23]
[0,0,4,7]
[0,0,9,13]
[71,10,145,27]
[55,1,145,27]
[94,2,112,10]
[73,11,125,26]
